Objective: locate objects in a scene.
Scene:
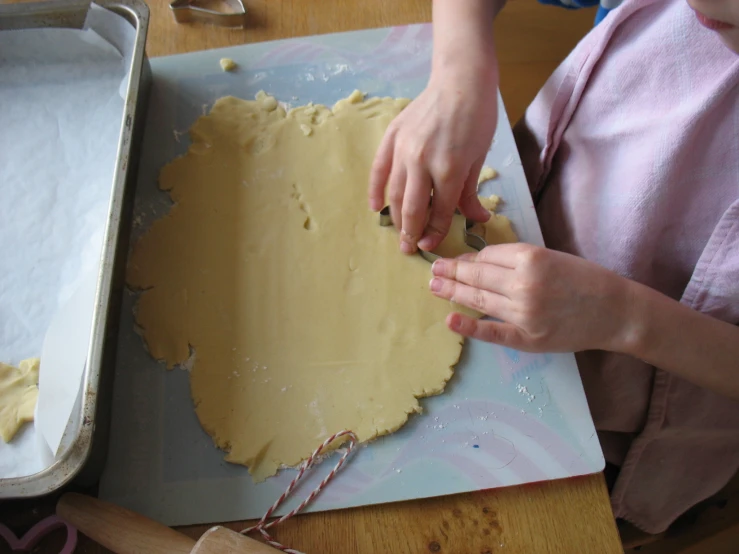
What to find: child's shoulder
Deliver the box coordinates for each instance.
[519,0,739,308]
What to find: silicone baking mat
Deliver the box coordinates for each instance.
[99,24,603,526]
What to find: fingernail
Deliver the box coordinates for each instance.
[448,313,461,331]
[400,241,415,254]
[431,259,445,274]
[429,277,442,292]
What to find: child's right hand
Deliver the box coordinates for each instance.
[368,72,497,255]
[367,0,502,255]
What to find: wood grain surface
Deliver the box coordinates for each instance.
[2,1,622,553]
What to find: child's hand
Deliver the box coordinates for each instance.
[368,72,497,255]
[428,243,638,353]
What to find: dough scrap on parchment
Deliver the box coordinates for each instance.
[0,357,40,443]
[127,90,518,481]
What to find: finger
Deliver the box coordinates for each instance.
[417,178,458,252]
[446,313,527,349]
[458,155,491,222]
[431,258,512,297]
[399,167,432,254]
[386,163,407,233]
[455,252,477,262]
[429,276,510,317]
[368,129,396,211]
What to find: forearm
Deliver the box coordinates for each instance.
[430,0,504,84]
[619,281,739,399]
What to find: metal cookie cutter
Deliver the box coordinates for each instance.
[379,206,487,263]
[170,0,248,27]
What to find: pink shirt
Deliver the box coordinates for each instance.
[514,0,739,533]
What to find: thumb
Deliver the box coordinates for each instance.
[457,158,490,222]
[455,252,478,262]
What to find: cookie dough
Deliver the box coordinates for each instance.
[128,91,518,481]
[0,358,39,442]
[475,195,518,246]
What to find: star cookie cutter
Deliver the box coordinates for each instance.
[379,205,487,263]
[170,0,248,28]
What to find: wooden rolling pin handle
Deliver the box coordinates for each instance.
[57,493,282,554]
[57,493,195,554]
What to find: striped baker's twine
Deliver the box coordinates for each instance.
[241,430,358,553]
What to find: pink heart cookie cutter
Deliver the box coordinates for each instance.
[0,515,77,553]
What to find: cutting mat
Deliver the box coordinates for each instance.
[99,24,603,527]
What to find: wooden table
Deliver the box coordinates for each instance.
[3,1,622,553]
[142,0,597,124]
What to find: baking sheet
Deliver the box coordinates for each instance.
[0,3,134,478]
[99,24,604,525]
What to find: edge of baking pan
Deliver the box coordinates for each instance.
[0,0,151,498]
[0,0,91,30]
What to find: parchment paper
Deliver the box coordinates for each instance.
[0,3,134,478]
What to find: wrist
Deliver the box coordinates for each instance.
[608,278,652,359]
[431,54,497,85]
[430,0,499,87]
[429,51,498,97]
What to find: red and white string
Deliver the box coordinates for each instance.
[241,430,358,553]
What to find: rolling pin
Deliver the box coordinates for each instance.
[57,493,282,554]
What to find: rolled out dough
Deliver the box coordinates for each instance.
[128,91,518,481]
[0,357,39,443]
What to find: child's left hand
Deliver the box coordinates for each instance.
[429,243,638,354]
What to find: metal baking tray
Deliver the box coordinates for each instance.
[0,0,150,498]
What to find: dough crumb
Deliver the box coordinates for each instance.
[479,194,502,212]
[300,124,313,137]
[0,357,40,443]
[219,57,237,72]
[347,89,365,104]
[255,90,279,112]
[477,166,498,185]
